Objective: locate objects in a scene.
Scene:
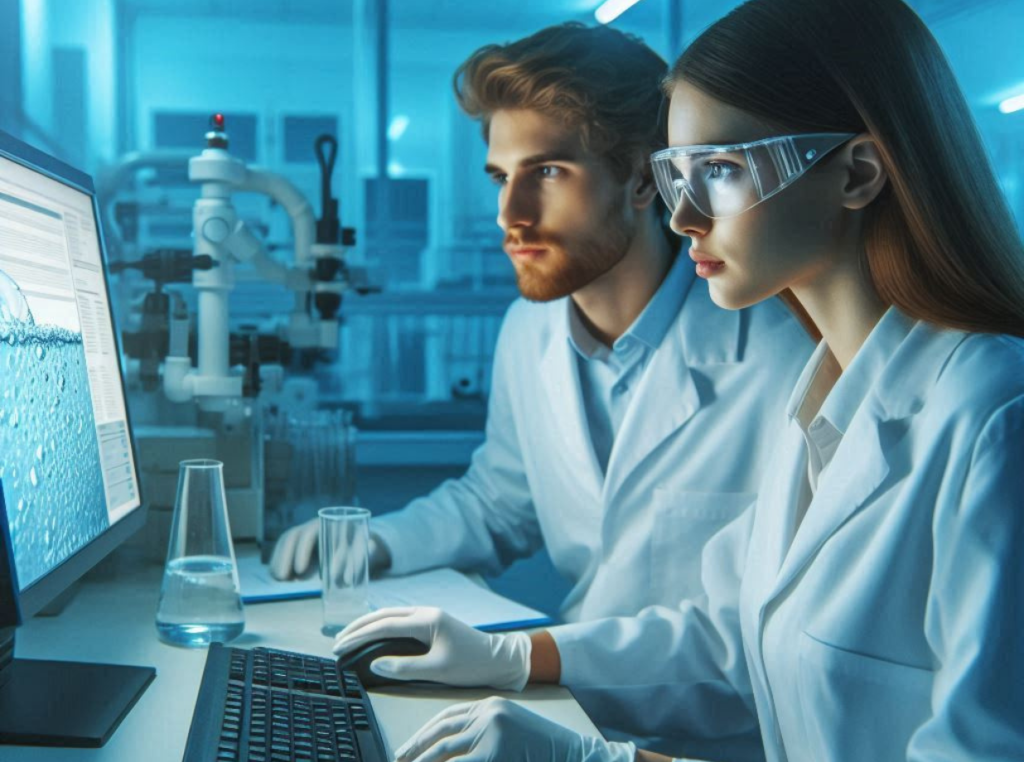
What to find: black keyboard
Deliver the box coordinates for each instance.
[183,644,388,762]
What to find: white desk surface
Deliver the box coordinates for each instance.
[9,546,598,761]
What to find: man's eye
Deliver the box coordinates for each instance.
[538,166,562,178]
[490,174,508,186]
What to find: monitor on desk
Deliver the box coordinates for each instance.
[0,129,153,747]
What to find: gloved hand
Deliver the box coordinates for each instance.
[333,607,532,691]
[394,697,636,762]
[269,518,390,580]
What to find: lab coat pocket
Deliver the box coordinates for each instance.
[649,489,755,603]
[796,631,932,762]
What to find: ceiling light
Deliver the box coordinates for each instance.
[998,94,1024,115]
[594,0,644,25]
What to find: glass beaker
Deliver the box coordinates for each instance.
[156,459,245,647]
[319,506,372,636]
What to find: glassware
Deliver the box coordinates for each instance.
[319,506,372,636]
[263,409,357,543]
[156,459,245,647]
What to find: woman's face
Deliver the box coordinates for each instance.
[666,81,856,310]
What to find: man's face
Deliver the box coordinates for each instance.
[485,109,637,302]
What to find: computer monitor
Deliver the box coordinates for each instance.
[0,129,153,747]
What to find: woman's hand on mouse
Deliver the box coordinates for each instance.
[394,697,637,762]
[332,607,532,691]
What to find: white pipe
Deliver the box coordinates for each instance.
[163,356,195,403]
[225,220,290,285]
[96,149,194,260]
[198,289,230,379]
[237,167,316,266]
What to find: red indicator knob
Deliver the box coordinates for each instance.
[211,113,225,129]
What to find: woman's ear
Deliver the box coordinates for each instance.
[840,135,888,210]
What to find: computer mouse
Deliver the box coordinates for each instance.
[337,636,431,688]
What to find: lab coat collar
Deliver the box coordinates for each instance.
[761,312,968,605]
[565,250,693,361]
[627,250,692,352]
[786,308,923,426]
[603,268,735,503]
[786,341,833,424]
[539,262,742,503]
[817,308,914,435]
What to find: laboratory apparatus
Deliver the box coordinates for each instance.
[100,115,364,553]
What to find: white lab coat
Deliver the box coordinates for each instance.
[553,313,1024,761]
[372,267,812,760]
[373,268,811,620]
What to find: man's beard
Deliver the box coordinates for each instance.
[509,206,634,303]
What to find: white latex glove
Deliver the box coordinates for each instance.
[269,518,389,580]
[394,697,636,762]
[333,607,532,692]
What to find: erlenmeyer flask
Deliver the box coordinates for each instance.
[156,459,244,647]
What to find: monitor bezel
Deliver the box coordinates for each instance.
[0,129,146,620]
[0,483,20,628]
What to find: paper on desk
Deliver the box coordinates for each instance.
[236,556,552,632]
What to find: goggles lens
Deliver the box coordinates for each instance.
[651,133,856,219]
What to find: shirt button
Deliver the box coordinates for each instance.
[613,382,628,395]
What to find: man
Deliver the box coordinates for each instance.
[273,23,810,630]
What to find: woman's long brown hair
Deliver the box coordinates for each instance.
[669,0,1024,338]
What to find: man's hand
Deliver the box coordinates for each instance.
[394,697,636,762]
[269,518,390,580]
[333,607,532,691]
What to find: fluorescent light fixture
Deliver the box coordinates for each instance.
[388,115,410,141]
[999,94,1024,115]
[388,161,405,176]
[594,0,644,24]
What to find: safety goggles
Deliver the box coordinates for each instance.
[650,133,856,219]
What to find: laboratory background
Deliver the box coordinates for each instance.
[1,0,1021,616]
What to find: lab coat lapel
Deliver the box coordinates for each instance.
[539,320,604,498]
[602,333,700,503]
[761,322,965,604]
[766,409,892,601]
[602,280,739,504]
[747,424,809,586]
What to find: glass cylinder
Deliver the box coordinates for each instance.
[319,506,371,636]
[156,459,244,647]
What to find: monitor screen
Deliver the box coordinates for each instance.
[0,149,140,593]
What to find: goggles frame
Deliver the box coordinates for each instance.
[650,132,857,219]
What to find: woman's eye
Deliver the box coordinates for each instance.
[705,161,740,181]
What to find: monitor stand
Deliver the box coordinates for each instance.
[0,628,156,747]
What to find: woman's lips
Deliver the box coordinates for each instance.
[689,249,725,278]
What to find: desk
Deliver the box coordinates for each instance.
[9,546,598,761]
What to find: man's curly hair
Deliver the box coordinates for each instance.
[454,22,668,185]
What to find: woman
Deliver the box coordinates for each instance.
[335,0,1024,759]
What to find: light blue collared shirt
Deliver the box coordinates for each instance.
[567,253,691,475]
